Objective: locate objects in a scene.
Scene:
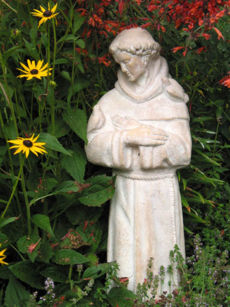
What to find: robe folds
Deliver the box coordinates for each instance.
[85,56,192,293]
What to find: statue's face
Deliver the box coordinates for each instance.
[114,51,148,82]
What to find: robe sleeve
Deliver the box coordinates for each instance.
[85,104,132,170]
[139,119,191,170]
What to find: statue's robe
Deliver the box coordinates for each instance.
[85,56,192,293]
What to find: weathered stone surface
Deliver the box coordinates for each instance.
[85,27,191,294]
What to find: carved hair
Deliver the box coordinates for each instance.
[109,27,161,58]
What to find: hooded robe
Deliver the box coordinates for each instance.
[85,56,192,293]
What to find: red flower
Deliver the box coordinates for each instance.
[27,239,41,254]
[196,46,207,54]
[98,54,111,67]
[172,46,184,53]
[219,74,230,88]
[202,33,211,40]
[213,27,224,40]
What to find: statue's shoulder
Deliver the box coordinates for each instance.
[96,88,120,108]
[162,77,189,103]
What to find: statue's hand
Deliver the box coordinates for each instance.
[125,126,168,146]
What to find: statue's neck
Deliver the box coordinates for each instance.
[116,56,169,102]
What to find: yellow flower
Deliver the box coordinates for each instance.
[17,59,52,80]
[31,3,58,28]
[8,134,47,158]
[0,244,8,265]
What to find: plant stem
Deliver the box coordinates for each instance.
[19,156,31,236]
[68,264,73,290]
[1,0,17,13]
[52,19,57,81]
[1,158,24,218]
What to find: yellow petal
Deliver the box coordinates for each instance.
[34,75,42,80]
[17,74,29,79]
[27,59,33,70]
[32,9,42,13]
[30,148,39,156]
[8,139,23,144]
[31,60,36,69]
[17,68,28,74]
[13,147,23,155]
[26,75,34,80]
[25,148,30,158]
[34,142,46,146]
[0,249,7,256]
[38,18,46,28]
[32,134,39,142]
[51,3,58,13]
[40,5,45,12]
[36,60,44,71]
[9,145,20,149]
[20,62,30,71]
[40,63,48,71]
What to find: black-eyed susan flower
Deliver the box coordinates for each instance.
[8,134,47,158]
[0,244,8,265]
[17,59,52,80]
[31,3,58,28]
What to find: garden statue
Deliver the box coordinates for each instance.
[85,27,192,294]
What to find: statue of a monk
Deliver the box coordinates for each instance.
[85,27,191,294]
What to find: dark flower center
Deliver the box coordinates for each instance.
[30,69,38,75]
[23,140,33,148]
[43,10,52,17]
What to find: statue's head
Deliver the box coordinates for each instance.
[109,27,160,82]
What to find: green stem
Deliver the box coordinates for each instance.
[20,156,31,236]
[46,23,55,134]
[68,264,73,290]
[52,19,57,81]
[213,121,219,156]
[1,158,24,218]
[1,0,17,13]
[9,243,25,261]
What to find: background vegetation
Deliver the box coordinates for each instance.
[0,0,229,306]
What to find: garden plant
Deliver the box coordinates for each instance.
[0,0,229,306]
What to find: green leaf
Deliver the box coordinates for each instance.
[39,132,71,156]
[29,181,78,206]
[3,46,22,61]
[0,217,18,229]
[8,261,43,289]
[73,14,85,34]
[54,249,88,265]
[61,70,71,82]
[55,181,79,193]
[194,149,221,166]
[79,185,114,207]
[32,214,55,238]
[55,58,69,65]
[37,239,53,263]
[107,287,136,307]
[76,39,85,49]
[0,266,11,279]
[83,263,110,279]
[23,39,39,59]
[63,108,87,142]
[4,276,30,307]
[61,145,86,182]
[66,80,90,104]
[57,34,79,44]
[17,233,40,263]
[40,265,67,282]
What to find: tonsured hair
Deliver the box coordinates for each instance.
[109,27,161,58]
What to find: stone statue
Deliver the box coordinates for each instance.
[85,27,191,295]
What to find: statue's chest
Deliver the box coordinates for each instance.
[107,95,181,122]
